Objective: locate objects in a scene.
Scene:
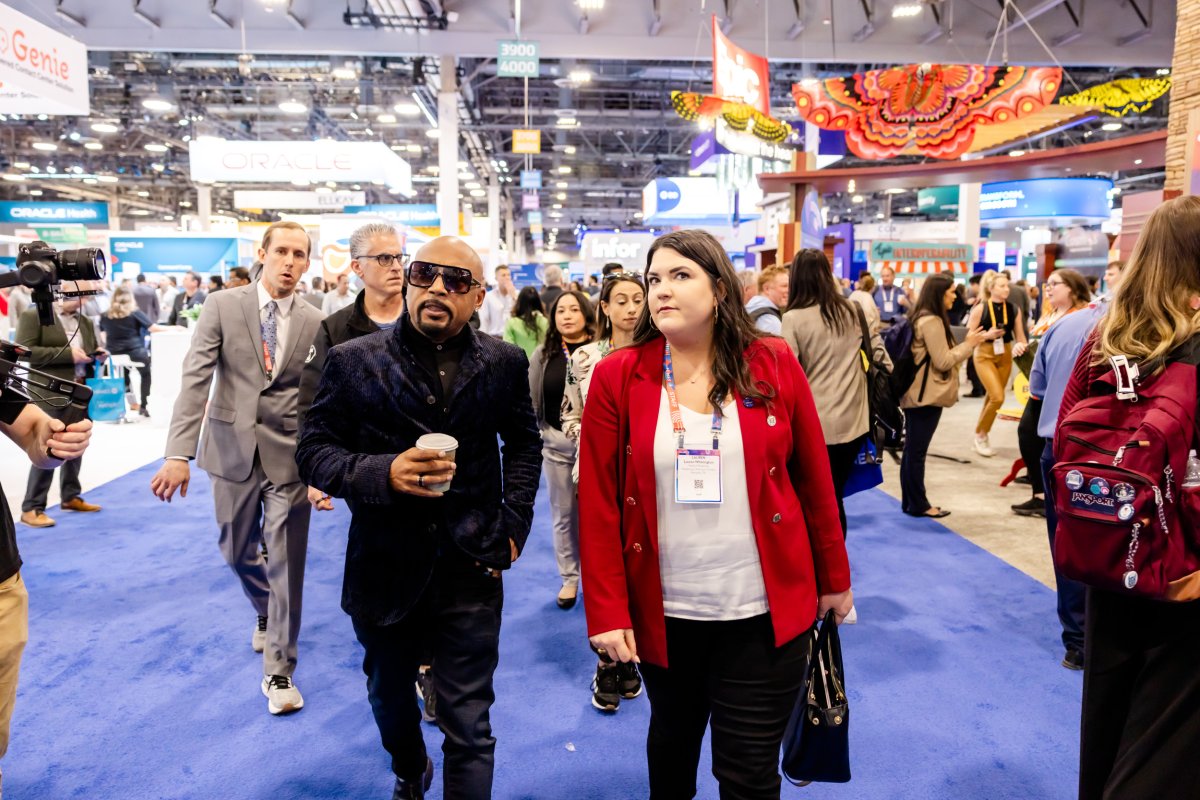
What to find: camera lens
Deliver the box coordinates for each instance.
[57,248,107,282]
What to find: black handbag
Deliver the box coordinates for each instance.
[781,610,851,785]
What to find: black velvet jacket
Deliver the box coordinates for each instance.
[296,312,542,624]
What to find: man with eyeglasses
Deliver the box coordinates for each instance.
[150,221,324,716]
[298,235,542,800]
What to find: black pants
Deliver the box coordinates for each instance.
[115,347,151,408]
[22,456,82,513]
[965,358,985,395]
[351,552,503,798]
[1079,589,1200,799]
[900,405,942,515]
[1041,440,1086,653]
[826,434,867,538]
[640,614,811,800]
[1017,397,1044,495]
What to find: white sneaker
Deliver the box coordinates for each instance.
[262,674,304,715]
[843,606,858,625]
[251,615,267,653]
[973,435,995,457]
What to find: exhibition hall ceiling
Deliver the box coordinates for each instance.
[0,0,1179,231]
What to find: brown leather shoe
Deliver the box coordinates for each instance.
[60,497,101,513]
[19,510,55,528]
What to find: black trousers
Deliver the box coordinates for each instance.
[826,434,867,538]
[22,456,82,513]
[1017,397,1044,495]
[351,552,503,799]
[115,346,152,408]
[1079,589,1200,799]
[639,614,811,800]
[1041,441,1086,653]
[900,405,942,515]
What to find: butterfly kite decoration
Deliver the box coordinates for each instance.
[791,63,1063,160]
[670,91,793,143]
[1057,77,1171,117]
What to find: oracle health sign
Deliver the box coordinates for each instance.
[0,4,89,115]
[711,15,769,116]
[189,139,413,195]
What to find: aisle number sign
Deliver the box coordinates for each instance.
[512,129,541,154]
[520,170,542,190]
[497,40,539,78]
[522,193,539,211]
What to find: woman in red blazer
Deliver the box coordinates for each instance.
[578,229,853,799]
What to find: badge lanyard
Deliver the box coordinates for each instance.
[664,343,723,504]
[883,287,897,315]
[988,301,1008,356]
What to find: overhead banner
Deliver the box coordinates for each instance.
[512,129,541,154]
[711,15,770,116]
[0,4,89,115]
[234,190,366,210]
[868,240,974,264]
[497,40,539,78]
[108,236,239,277]
[0,201,108,224]
[641,177,760,225]
[580,231,656,274]
[190,139,413,195]
[979,178,1113,222]
[343,203,439,226]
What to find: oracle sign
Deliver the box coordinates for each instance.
[711,15,770,116]
[0,4,89,115]
[189,139,414,195]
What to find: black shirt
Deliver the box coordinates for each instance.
[985,301,1018,343]
[100,311,153,354]
[0,383,28,583]
[543,340,586,431]
[404,315,472,405]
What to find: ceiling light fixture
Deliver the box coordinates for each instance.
[97,175,118,183]
[426,128,441,139]
[31,142,58,151]
[851,194,864,203]
[137,190,150,197]
[0,174,25,182]
[568,70,592,84]
[1008,149,1026,157]
[406,144,422,153]
[279,99,309,114]
[892,3,923,18]
[144,143,169,152]
[28,189,43,196]
[394,102,421,116]
[578,0,605,10]
[142,97,175,112]
[1101,121,1123,132]
[377,113,397,124]
[84,142,103,151]
[564,145,577,155]
[558,166,572,174]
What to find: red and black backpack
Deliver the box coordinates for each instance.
[1052,337,1200,601]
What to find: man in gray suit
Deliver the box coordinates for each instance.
[150,221,323,716]
[131,274,160,322]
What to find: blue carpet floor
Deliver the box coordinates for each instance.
[6,463,1081,799]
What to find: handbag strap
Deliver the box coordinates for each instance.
[854,304,871,373]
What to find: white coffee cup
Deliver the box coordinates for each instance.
[415,433,459,493]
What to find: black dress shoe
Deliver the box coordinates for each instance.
[556,585,578,610]
[1062,649,1084,671]
[392,758,434,800]
[1011,497,1047,517]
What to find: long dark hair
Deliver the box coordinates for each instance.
[511,285,544,335]
[542,289,595,363]
[596,273,644,342]
[785,248,855,334]
[909,272,956,346]
[632,229,772,412]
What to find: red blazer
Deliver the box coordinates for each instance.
[577,335,852,668]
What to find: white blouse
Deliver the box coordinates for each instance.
[652,388,769,621]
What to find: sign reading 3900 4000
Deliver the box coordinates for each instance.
[497,40,539,78]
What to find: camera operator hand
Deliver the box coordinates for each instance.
[149,459,190,503]
[0,405,92,469]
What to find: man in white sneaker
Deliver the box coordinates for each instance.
[150,221,323,716]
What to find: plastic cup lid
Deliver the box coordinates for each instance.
[416,433,459,452]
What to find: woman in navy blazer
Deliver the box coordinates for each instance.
[578,229,853,799]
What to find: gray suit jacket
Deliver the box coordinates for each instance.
[164,283,323,486]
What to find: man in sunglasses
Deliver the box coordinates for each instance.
[298,236,542,800]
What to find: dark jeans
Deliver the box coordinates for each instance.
[115,347,151,408]
[900,405,942,515]
[826,434,868,538]
[351,551,503,799]
[640,614,811,800]
[1041,440,1086,653]
[22,457,82,513]
[1017,398,1044,495]
[1079,589,1200,799]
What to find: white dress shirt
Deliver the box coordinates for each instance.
[653,389,768,621]
[256,280,296,371]
[480,287,517,336]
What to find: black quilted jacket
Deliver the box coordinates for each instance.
[296,313,543,625]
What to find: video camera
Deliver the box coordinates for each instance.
[0,240,107,327]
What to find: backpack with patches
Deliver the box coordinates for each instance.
[1051,337,1200,601]
[879,316,931,401]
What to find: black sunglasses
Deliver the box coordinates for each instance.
[406,260,482,294]
[357,252,409,268]
[603,271,643,284]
